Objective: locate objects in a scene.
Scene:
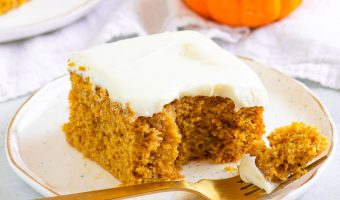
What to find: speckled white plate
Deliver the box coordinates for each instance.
[6,58,336,199]
[0,0,102,43]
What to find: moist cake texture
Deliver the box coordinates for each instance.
[250,122,329,182]
[64,73,265,184]
[239,122,329,193]
[63,31,268,184]
[0,0,28,15]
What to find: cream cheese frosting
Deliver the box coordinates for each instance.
[239,154,279,194]
[69,31,268,117]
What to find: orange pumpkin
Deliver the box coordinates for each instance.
[183,0,303,27]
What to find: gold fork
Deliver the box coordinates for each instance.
[41,156,326,200]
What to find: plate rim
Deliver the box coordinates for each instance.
[0,0,103,43]
[5,58,337,198]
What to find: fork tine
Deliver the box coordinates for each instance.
[244,188,262,196]
[227,175,267,198]
[240,183,253,190]
[198,176,266,200]
[240,184,264,196]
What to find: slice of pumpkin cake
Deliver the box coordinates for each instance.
[63,31,268,185]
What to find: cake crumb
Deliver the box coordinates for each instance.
[78,66,87,71]
[224,166,237,174]
[68,62,76,67]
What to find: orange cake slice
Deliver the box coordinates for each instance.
[63,31,268,185]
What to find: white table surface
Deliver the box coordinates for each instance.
[0,79,339,200]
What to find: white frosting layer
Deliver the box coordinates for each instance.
[239,154,278,194]
[69,31,268,117]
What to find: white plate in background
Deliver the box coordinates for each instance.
[0,0,102,43]
[6,58,336,199]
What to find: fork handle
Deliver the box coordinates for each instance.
[39,181,207,200]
